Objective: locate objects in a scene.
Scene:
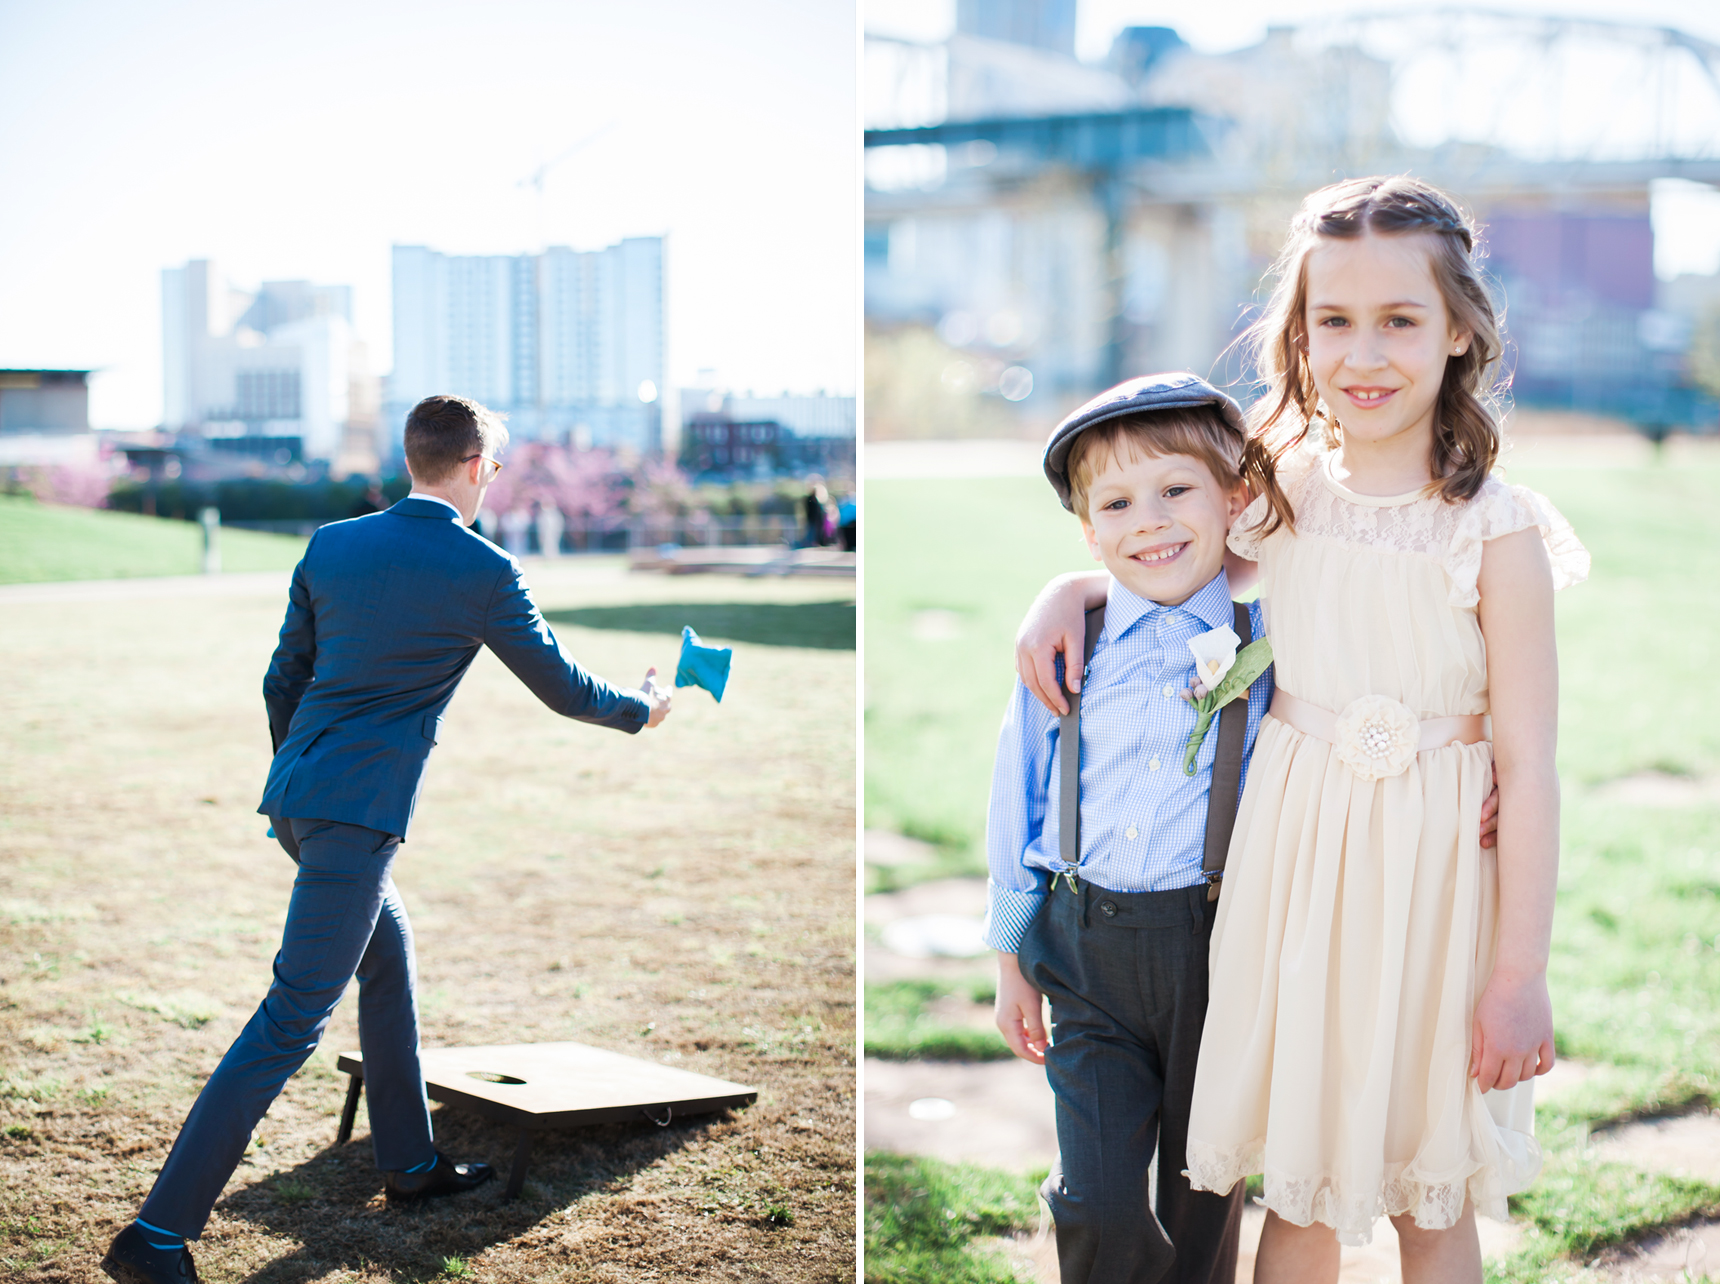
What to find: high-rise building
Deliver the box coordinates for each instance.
[161,260,368,463]
[388,237,664,455]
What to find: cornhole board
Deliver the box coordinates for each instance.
[335,1042,757,1199]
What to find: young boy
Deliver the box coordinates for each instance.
[984,372,1265,1284]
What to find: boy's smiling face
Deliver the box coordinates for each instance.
[1078,445,1245,607]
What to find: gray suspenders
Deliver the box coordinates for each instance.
[1058,601,1254,901]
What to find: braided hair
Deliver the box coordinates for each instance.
[1237,175,1506,536]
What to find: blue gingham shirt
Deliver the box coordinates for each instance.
[983,572,1274,953]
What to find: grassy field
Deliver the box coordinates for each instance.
[863,477,1093,877]
[0,562,855,1282]
[864,454,1720,1281]
[0,493,309,583]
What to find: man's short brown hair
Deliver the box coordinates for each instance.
[1065,406,1244,520]
[403,395,509,484]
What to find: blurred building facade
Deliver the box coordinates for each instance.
[0,369,89,435]
[161,260,378,465]
[388,237,664,457]
[677,388,856,479]
[865,7,1720,436]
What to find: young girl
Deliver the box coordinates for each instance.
[1015,175,1588,1282]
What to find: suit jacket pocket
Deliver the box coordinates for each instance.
[422,713,443,744]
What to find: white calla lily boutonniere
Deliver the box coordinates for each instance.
[1181,624,1273,773]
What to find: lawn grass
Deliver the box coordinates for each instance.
[0,492,307,583]
[863,979,1008,1062]
[864,1152,1046,1284]
[863,476,1093,869]
[864,454,1720,1280]
[0,565,855,1282]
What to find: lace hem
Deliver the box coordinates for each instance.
[1442,478,1590,608]
[1184,1134,1542,1247]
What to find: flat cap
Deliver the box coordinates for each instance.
[1043,372,1246,511]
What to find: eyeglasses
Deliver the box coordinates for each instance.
[461,454,504,480]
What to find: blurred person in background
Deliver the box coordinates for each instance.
[501,503,530,556]
[536,498,565,558]
[837,491,856,552]
[348,480,386,519]
[802,477,835,547]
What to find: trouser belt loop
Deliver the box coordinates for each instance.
[1079,879,1091,930]
[1189,884,1204,936]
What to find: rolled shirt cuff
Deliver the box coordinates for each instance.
[982,880,1046,954]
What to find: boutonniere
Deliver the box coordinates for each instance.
[1180,625,1273,774]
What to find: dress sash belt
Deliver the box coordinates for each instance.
[1270,690,1487,752]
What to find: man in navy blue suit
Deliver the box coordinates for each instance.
[104,395,671,1284]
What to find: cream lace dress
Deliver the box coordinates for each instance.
[1183,445,1588,1245]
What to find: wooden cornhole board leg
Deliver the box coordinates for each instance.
[335,1042,757,1203]
[337,1072,363,1146]
[506,1129,533,1201]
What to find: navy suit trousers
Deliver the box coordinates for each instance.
[1019,880,1243,1284]
[139,818,434,1237]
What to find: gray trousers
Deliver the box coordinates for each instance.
[138,817,434,1237]
[1019,879,1244,1284]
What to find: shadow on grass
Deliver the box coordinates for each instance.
[220,1103,731,1282]
[544,601,855,650]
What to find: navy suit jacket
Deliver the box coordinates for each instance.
[257,497,648,837]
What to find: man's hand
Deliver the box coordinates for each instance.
[1471,968,1555,1092]
[641,667,672,728]
[995,951,1049,1064]
[1480,761,1499,848]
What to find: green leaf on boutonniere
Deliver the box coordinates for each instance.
[1181,637,1274,775]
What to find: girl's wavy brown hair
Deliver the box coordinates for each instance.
[1238,175,1505,536]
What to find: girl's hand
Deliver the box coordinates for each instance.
[1470,971,1555,1091]
[995,952,1050,1064]
[1015,572,1110,715]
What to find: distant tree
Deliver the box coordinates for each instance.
[16,457,116,508]
[483,442,626,524]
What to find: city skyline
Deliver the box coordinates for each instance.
[0,1,858,430]
[389,237,665,455]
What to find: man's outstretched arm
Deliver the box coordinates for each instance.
[482,562,659,732]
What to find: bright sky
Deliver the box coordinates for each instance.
[0,0,859,429]
[866,0,1720,280]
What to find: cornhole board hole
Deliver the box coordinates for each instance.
[335,1042,757,1199]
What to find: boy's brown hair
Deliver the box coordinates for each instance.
[1065,405,1245,521]
[403,395,509,484]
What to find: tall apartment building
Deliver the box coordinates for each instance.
[161,260,368,462]
[388,237,664,455]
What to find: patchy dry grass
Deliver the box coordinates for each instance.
[0,561,855,1282]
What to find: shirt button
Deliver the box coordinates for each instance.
[1149,757,1161,771]
[1126,825,1138,840]
[1162,684,1174,698]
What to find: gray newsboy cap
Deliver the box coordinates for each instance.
[1043,372,1247,511]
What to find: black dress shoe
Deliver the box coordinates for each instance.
[100,1223,198,1283]
[384,1152,495,1204]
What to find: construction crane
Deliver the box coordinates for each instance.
[515,121,618,249]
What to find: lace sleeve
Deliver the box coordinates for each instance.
[1444,480,1590,608]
